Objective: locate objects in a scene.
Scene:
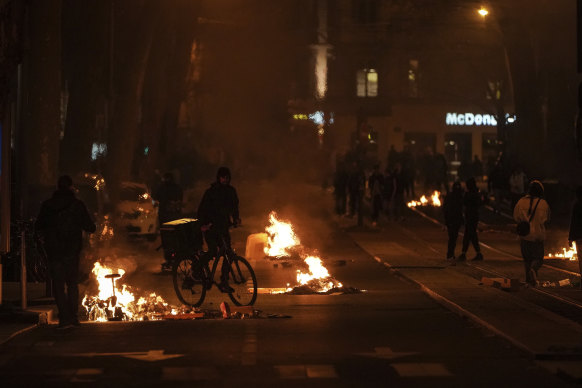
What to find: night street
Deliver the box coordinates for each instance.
[1,182,581,386]
[2,1,582,387]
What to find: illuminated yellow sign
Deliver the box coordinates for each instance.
[293,114,309,120]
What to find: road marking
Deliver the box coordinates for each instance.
[356,346,418,360]
[306,364,338,378]
[161,366,219,381]
[72,349,183,362]
[275,364,338,379]
[275,365,306,379]
[391,362,452,377]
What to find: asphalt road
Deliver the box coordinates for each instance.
[0,181,579,387]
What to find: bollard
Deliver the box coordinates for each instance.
[20,228,27,310]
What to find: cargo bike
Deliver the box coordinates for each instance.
[160,219,257,307]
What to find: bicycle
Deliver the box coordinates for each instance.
[171,230,257,307]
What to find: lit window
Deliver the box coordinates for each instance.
[356,68,378,97]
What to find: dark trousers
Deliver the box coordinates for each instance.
[462,221,480,253]
[446,224,461,258]
[371,195,383,222]
[204,229,231,283]
[520,239,544,284]
[49,255,80,325]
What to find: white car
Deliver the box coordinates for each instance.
[116,182,159,240]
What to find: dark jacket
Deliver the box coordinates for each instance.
[568,200,582,242]
[197,182,239,233]
[444,190,464,227]
[154,182,183,221]
[35,189,96,258]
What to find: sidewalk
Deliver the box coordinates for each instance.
[0,283,56,346]
[348,225,582,381]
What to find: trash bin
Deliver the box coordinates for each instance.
[160,218,203,267]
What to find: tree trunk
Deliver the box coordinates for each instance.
[20,0,62,217]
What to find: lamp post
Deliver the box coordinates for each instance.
[476,6,514,157]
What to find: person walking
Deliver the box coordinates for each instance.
[567,186,582,289]
[457,177,484,262]
[443,181,464,263]
[197,167,241,293]
[347,161,365,220]
[368,164,384,226]
[35,175,96,328]
[513,180,550,287]
[153,172,183,225]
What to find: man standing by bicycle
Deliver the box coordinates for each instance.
[197,167,241,293]
[35,175,96,328]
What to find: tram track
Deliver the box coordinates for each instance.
[405,207,582,321]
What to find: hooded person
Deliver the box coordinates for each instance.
[197,167,241,292]
[513,180,551,287]
[35,175,96,328]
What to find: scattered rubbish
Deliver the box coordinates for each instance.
[281,261,293,268]
[285,285,363,295]
[267,314,292,319]
[160,312,205,320]
[333,260,347,267]
[480,277,520,291]
[220,302,231,319]
[559,279,572,287]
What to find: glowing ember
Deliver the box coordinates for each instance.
[407,191,441,208]
[264,211,300,257]
[82,261,176,321]
[296,256,342,292]
[264,212,344,293]
[547,242,578,261]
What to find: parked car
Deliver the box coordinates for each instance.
[115,182,159,240]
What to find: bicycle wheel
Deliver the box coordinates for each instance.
[172,257,207,307]
[227,255,257,306]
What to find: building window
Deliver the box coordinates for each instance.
[408,59,419,98]
[356,68,378,97]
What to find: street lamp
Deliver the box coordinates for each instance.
[478,7,489,18]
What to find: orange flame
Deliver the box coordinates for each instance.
[264,211,300,257]
[408,191,441,208]
[83,261,175,321]
[547,242,578,261]
[264,212,343,293]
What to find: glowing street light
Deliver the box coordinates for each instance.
[478,7,489,17]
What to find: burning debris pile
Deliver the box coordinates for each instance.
[82,262,180,321]
[264,212,356,295]
[407,191,442,208]
[546,242,578,261]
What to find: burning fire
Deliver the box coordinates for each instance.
[407,191,441,208]
[264,211,300,257]
[547,242,578,261]
[82,261,175,321]
[264,212,343,293]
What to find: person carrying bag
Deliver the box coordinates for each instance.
[513,180,550,287]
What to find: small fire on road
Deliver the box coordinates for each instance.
[264,211,344,294]
[546,241,578,261]
[82,262,176,321]
[407,191,441,208]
